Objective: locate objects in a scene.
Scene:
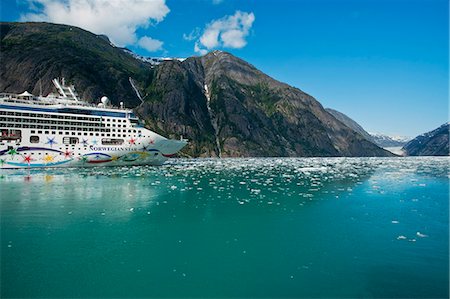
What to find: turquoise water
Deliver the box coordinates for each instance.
[1,157,448,298]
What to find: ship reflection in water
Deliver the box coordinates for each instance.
[1,157,448,298]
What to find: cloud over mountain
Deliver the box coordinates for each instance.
[194,10,255,54]
[20,0,169,50]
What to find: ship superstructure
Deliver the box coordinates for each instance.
[0,79,187,168]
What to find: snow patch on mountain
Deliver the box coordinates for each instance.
[123,49,185,66]
[369,132,412,147]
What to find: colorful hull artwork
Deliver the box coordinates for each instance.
[1,78,187,169]
[0,146,177,169]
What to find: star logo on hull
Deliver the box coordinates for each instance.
[23,155,33,165]
[7,148,17,157]
[64,150,73,158]
[43,154,55,163]
[46,137,57,147]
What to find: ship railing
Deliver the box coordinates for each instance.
[0,93,126,111]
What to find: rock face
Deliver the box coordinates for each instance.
[402,123,449,156]
[1,22,392,158]
[325,108,409,148]
[138,51,391,157]
[325,108,374,141]
[0,22,151,107]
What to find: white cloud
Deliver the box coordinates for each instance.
[20,0,170,47]
[194,10,255,54]
[194,42,208,55]
[183,27,200,41]
[138,36,163,52]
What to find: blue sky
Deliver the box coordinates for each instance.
[1,0,448,137]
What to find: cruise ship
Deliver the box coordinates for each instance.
[0,78,187,169]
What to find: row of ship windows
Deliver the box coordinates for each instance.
[3,117,107,127]
[2,123,139,134]
[2,123,111,131]
[1,129,143,141]
[1,111,100,121]
[16,150,156,156]
[29,130,142,135]
[0,111,128,123]
[2,117,131,128]
[30,136,126,145]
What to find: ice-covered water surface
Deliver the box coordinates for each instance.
[1,157,449,298]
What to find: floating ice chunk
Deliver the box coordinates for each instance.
[170,185,177,190]
[250,189,261,194]
[416,232,428,238]
[391,220,399,224]
[397,235,407,240]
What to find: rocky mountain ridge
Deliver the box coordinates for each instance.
[369,132,410,148]
[1,22,392,158]
[402,123,449,156]
[325,108,410,148]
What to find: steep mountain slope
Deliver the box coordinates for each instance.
[402,123,449,156]
[325,108,374,141]
[137,51,392,157]
[0,22,152,107]
[325,108,410,148]
[1,22,392,157]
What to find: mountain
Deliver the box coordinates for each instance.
[0,22,151,108]
[1,22,393,158]
[402,123,449,156]
[369,133,410,148]
[325,108,410,148]
[325,108,374,141]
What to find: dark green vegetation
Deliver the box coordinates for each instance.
[0,22,151,107]
[136,51,392,157]
[403,123,449,156]
[1,22,392,157]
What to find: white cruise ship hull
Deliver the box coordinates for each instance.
[0,139,187,169]
[1,78,188,169]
